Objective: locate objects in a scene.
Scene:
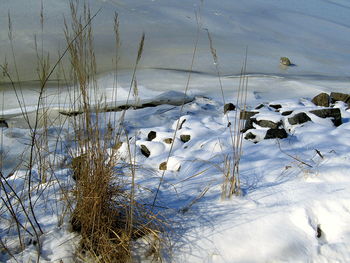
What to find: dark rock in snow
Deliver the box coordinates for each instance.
[71,154,88,181]
[244,132,256,140]
[280,57,291,66]
[241,118,254,133]
[264,128,288,139]
[269,104,282,110]
[113,141,123,151]
[240,111,258,120]
[180,134,191,143]
[147,131,157,141]
[224,103,236,114]
[312,93,330,107]
[281,111,293,116]
[330,92,350,104]
[0,119,8,128]
[159,162,167,170]
[255,104,265,110]
[288,112,311,125]
[140,144,151,157]
[252,119,281,129]
[163,138,173,144]
[179,119,186,130]
[309,108,342,126]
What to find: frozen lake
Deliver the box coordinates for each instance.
[1,0,350,110]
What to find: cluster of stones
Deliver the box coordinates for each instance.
[240,92,347,143]
[140,119,191,171]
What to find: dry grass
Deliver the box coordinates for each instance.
[0,1,165,262]
[64,2,164,262]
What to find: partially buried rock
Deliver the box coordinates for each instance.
[180,134,191,143]
[255,104,265,110]
[281,110,293,116]
[241,118,254,133]
[280,57,291,66]
[288,112,311,125]
[309,108,342,126]
[224,103,236,114]
[312,93,330,107]
[244,132,256,140]
[0,119,8,128]
[140,144,151,157]
[147,131,157,141]
[71,154,88,181]
[163,138,173,144]
[252,119,281,129]
[159,162,167,170]
[240,111,258,120]
[113,141,123,151]
[269,104,282,111]
[264,128,288,139]
[330,92,350,104]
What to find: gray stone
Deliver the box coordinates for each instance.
[147,131,157,141]
[163,138,173,144]
[252,119,281,129]
[269,104,282,110]
[309,108,342,126]
[288,112,311,125]
[0,119,8,128]
[159,162,167,170]
[71,154,88,181]
[255,104,265,110]
[312,93,330,107]
[240,111,258,120]
[180,134,191,143]
[264,129,288,139]
[113,141,123,151]
[140,144,151,157]
[281,111,293,116]
[179,119,186,130]
[280,57,291,66]
[244,132,256,140]
[224,103,236,114]
[241,118,254,133]
[330,92,350,104]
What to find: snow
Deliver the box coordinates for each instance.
[1,0,350,262]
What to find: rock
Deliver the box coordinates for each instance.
[264,128,288,139]
[330,92,350,104]
[269,104,282,110]
[288,112,311,125]
[180,134,191,143]
[224,103,236,114]
[147,131,157,141]
[241,118,254,133]
[312,93,330,107]
[244,132,256,140]
[240,111,258,120]
[255,104,265,110]
[113,141,123,151]
[280,57,291,66]
[159,162,167,170]
[252,119,281,129]
[163,138,173,144]
[179,119,186,130]
[140,145,151,157]
[309,108,342,126]
[71,154,88,181]
[281,110,293,116]
[0,119,8,128]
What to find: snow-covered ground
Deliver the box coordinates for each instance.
[1,0,350,262]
